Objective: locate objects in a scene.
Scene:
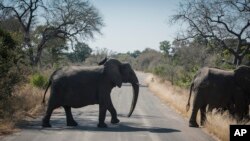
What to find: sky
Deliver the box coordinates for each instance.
[87,0,181,53]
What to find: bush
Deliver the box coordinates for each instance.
[172,65,198,88]
[152,66,166,76]
[135,48,165,71]
[30,73,48,89]
[0,28,23,99]
[0,84,45,134]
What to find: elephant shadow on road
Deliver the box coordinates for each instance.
[73,124,181,133]
[19,117,180,134]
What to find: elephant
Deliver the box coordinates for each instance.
[41,58,139,128]
[207,103,236,117]
[186,66,250,127]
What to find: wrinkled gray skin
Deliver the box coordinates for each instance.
[42,58,139,128]
[186,66,250,127]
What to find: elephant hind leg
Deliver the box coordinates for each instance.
[189,107,199,127]
[200,105,207,126]
[63,106,78,126]
[42,106,56,127]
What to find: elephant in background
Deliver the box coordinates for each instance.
[186,66,250,127]
[42,58,139,128]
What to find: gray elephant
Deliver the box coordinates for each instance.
[42,58,139,128]
[186,66,250,127]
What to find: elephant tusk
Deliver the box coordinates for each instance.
[138,83,148,87]
[121,83,148,87]
[135,83,148,87]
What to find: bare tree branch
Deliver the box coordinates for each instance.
[227,0,250,12]
[0,0,103,65]
[171,0,250,66]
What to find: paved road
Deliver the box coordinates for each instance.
[1,73,215,141]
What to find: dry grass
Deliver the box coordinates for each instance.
[0,83,45,135]
[145,74,249,141]
[145,74,189,117]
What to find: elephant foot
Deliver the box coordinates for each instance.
[42,118,51,127]
[67,120,78,126]
[189,121,199,128]
[200,121,206,127]
[42,122,51,128]
[111,118,120,124]
[97,123,108,128]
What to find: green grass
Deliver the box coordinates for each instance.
[30,73,48,89]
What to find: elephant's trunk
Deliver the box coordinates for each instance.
[127,81,139,117]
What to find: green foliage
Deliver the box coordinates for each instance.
[84,47,115,65]
[0,17,24,45]
[135,48,165,71]
[171,0,250,66]
[174,66,199,88]
[1,0,104,66]
[67,42,92,63]
[114,53,136,68]
[30,73,48,89]
[0,28,22,99]
[152,66,166,76]
[40,38,68,68]
[139,39,235,88]
[159,40,171,55]
[126,50,141,58]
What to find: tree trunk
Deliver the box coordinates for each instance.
[233,56,242,67]
[33,38,47,66]
[24,32,35,65]
[34,47,43,66]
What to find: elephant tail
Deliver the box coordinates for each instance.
[186,82,194,112]
[42,79,51,104]
[42,69,59,104]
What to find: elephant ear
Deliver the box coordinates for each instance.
[234,65,250,93]
[104,59,122,87]
[98,57,108,65]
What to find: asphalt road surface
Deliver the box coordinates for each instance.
[1,72,215,141]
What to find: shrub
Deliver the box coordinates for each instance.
[152,66,166,76]
[0,28,23,99]
[0,84,45,134]
[30,73,48,89]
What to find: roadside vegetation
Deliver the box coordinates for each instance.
[0,0,249,140]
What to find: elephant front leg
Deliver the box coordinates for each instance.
[108,100,120,124]
[98,105,108,128]
[63,106,78,126]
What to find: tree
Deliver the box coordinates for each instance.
[67,42,92,63]
[136,48,164,71]
[0,28,22,99]
[84,47,114,65]
[159,40,171,55]
[42,38,68,67]
[0,0,103,66]
[0,16,24,47]
[132,50,141,58]
[126,50,141,58]
[171,0,250,66]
